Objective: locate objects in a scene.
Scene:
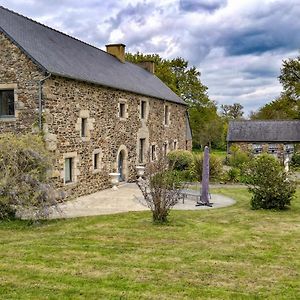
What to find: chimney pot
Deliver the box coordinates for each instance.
[106,43,126,63]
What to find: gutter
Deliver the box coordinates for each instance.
[38,73,51,130]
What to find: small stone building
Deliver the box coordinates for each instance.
[0,6,192,198]
[227,120,300,160]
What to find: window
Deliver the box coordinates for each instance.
[65,158,73,183]
[119,102,126,118]
[173,140,177,150]
[81,118,87,137]
[0,90,14,117]
[151,144,156,161]
[164,105,169,125]
[92,149,102,173]
[94,153,100,170]
[141,100,147,119]
[252,144,262,154]
[139,138,145,163]
[285,144,294,154]
[163,142,168,156]
[268,144,278,154]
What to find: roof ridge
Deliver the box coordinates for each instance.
[0,5,110,57]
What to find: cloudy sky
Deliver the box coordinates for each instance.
[1,0,300,114]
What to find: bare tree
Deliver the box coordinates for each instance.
[137,153,186,223]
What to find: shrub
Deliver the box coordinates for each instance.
[0,133,62,220]
[228,149,251,169]
[167,150,193,171]
[291,152,300,167]
[137,155,186,223]
[243,154,296,210]
[0,196,17,220]
[226,167,240,183]
[193,153,223,181]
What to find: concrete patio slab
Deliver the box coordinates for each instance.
[49,183,236,219]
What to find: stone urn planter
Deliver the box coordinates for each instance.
[109,172,120,190]
[136,166,145,180]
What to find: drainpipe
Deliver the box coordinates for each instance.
[38,73,52,130]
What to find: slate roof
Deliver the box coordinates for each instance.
[0,6,186,105]
[227,120,300,142]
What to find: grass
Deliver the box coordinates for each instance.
[0,188,300,299]
[193,148,227,161]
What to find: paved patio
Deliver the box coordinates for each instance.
[49,183,236,219]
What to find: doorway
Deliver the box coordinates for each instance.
[118,150,125,181]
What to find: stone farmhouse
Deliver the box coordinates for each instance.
[0,6,192,198]
[227,120,300,161]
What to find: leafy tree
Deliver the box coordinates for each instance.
[189,101,224,148]
[251,94,300,120]
[251,54,300,120]
[279,54,300,101]
[221,103,244,120]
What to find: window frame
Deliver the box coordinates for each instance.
[64,157,73,184]
[63,152,78,185]
[92,149,102,173]
[285,144,294,154]
[252,144,263,154]
[119,102,126,118]
[140,100,147,120]
[81,118,87,137]
[118,99,128,120]
[151,144,157,161]
[94,152,100,170]
[164,104,170,126]
[0,89,15,118]
[268,144,278,154]
[173,140,177,150]
[139,138,146,164]
[163,141,168,156]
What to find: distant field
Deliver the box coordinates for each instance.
[0,188,299,299]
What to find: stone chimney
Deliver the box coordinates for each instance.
[105,44,126,63]
[137,61,155,74]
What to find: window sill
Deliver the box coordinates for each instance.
[0,116,16,122]
[81,137,90,142]
[64,181,77,186]
[92,169,102,174]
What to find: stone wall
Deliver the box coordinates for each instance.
[43,76,189,198]
[0,32,45,133]
[0,32,191,199]
[228,142,295,161]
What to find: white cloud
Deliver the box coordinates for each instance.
[1,0,299,114]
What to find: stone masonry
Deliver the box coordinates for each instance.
[0,32,191,199]
[228,142,294,162]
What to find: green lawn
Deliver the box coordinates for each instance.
[193,148,227,160]
[0,188,299,299]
